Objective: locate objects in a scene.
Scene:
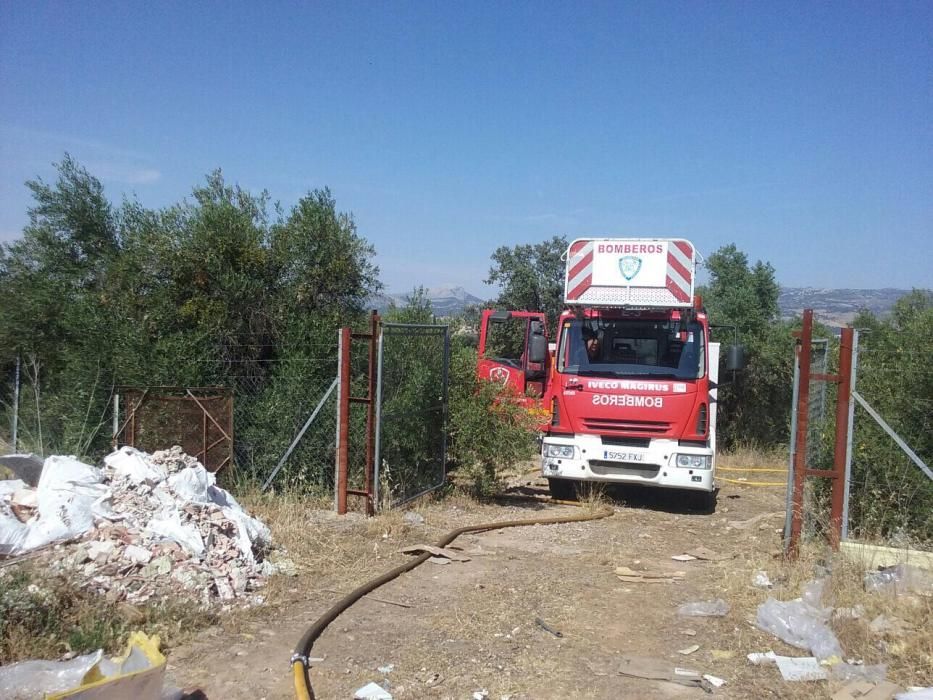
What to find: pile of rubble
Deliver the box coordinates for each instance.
[0,446,281,607]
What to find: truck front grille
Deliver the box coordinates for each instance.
[582,418,671,435]
[589,460,661,478]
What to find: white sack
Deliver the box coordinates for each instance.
[19,456,105,552]
[166,466,214,504]
[0,479,26,498]
[221,506,271,562]
[145,510,204,556]
[104,447,167,485]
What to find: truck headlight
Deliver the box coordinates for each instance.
[544,444,575,459]
[675,454,710,469]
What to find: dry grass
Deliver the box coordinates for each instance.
[705,539,933,697]
[0,562,216,664]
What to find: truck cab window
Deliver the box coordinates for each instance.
[483,317,527,369]
[558,318,705,379]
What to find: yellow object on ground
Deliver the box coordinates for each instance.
[50,632,166,700]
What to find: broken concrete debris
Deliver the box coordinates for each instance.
[0,446,286,607]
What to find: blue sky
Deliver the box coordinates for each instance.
[1,1,931,293]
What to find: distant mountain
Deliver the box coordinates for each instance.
[778,287,918,327]
[370,286,486,317]
[370,285,920,326]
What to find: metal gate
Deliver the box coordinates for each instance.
[375,323,450,508]
[113,387,234,472]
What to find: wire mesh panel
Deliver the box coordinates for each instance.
[845,334,933,545]
[801,339,833,538]
[116,388,233,472]
[376,323,449,508]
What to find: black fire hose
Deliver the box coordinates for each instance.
[291,502,614,699]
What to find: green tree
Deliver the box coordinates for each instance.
[0,156,120,453]
[699,244,792,448]
[0,157,381,480]
[485,235,567,328]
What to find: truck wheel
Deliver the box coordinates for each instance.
[548,478,577,501]
[687,489,716,514]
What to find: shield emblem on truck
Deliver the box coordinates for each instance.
[618,256,642,281]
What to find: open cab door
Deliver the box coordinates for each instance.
[477,309,549,409]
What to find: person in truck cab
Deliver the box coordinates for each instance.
[584,327,601,361]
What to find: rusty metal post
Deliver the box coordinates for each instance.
[788,309,813,556]
[336,327,352,515]
[363,311,380,515]
[829,327,854,549]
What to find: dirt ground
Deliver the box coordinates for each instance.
[164,473,926,699]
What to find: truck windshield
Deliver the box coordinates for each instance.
[557,317,706,380]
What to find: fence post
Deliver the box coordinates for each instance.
[788,309,813,556]
[373,321,387,511]
[841,329,859,541]
[363,312,379,516]
[336,327,351,515]
[783,353,800,549]
[11,354,20,451]
[112,393,120,450]
[829,327,854,549]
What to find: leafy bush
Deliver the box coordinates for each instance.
[447,344,537,496]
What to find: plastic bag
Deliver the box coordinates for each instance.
[755,579,843,661]
[19,456,106,552]
[0,479,30,552]
[221,505,271,562]
[104,447,167,485]
[896,689,933,700]
[676,599,730,617]
[145,510,204,556]
[864,564,931,595]
[166,466,214,504]
[0,650,103,699]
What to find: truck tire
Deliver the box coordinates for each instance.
[548,478,577,501]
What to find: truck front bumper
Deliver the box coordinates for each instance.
[541,435,714,492]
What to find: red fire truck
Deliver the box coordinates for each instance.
[478,238,742,509]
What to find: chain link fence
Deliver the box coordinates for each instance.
[2,322,452,510]
[786,324,933,548]
[844,335,933,545]
[376,323,449,508]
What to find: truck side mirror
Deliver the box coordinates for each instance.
[725,344,746,372]
[528,334,547,363]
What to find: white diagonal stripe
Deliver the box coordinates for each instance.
[667,264,690,297]
[669,241,693,278]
